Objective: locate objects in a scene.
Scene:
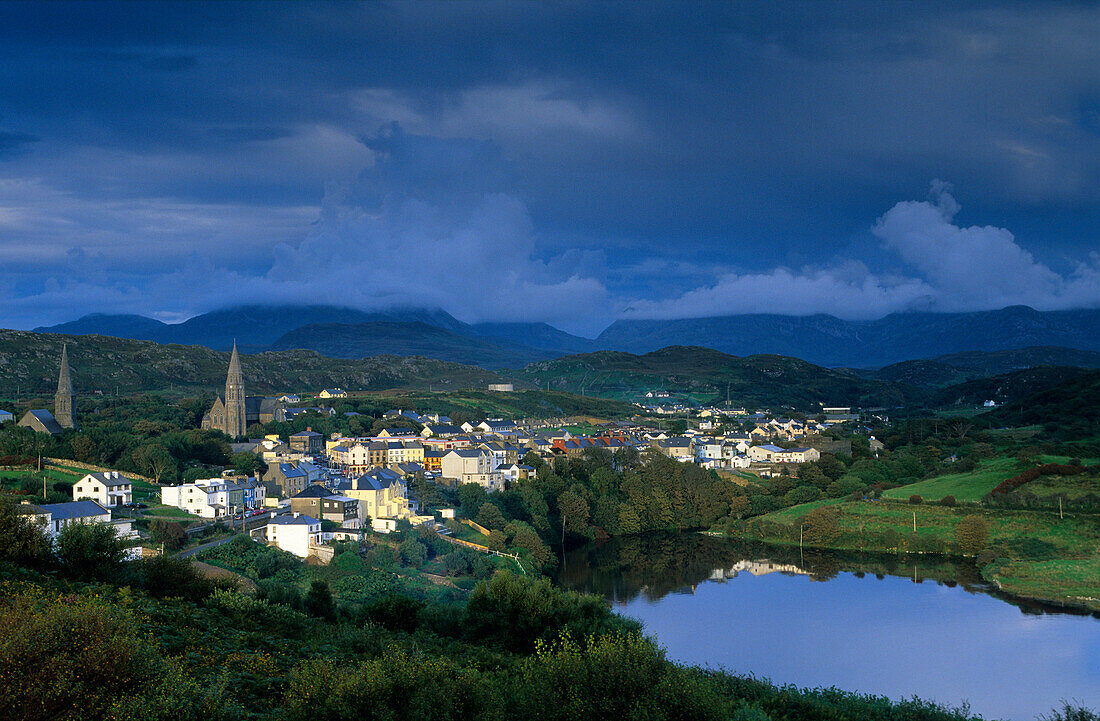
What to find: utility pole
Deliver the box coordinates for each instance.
[1059,496,1064,520]
[912,511,917,533]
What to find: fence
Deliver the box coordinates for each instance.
[44,457,156,484]
[436,529,526,574]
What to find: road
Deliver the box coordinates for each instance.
[176,535,237,558]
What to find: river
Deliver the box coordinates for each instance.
[556,533,1100,720]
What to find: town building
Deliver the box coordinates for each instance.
[335,468,410,522]
[288,428,324,455]
[202,342,285,438]
[264,514,322,558]
[72,471,132,508]
[288,485,359,527]
[19,345,77,435]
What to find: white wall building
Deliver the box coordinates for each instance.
[72,471,133,508]
[265,513,322,557]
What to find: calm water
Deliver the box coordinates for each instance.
[557,534,1100,720]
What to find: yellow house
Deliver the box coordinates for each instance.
[337,469,410,522]
[318,388,348,399]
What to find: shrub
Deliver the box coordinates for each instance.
[955,515,989,555]
[0,497,54,570]
[939,495,956,507]
[149,519,187,550]
[56,521,127,581]
[134,554,221,601]
[464,572,639,653]
[908,494,923,505]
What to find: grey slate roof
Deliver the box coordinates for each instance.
[37,500,109,520]
[83,471,130,487]
[23,409,64,435]
[269,514,319,526]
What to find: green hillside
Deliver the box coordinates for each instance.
[0,329,510,398]
[516,346,913,410]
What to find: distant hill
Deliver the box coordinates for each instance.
[33,305,472,354]
[515,345,913,410]
[268,321,556,369]
[596,307,1100,367]
[859,346,1100,387]
[32,305,594,365]
[468,322,595,354]
[981,370,1100,430]
[927,366,1095,410]
[0,329,510,398]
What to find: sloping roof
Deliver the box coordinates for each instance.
[448,449,486,458]
[83,472,130,487]
[269,514,319,526]
[278,463,307,478]
[290,430,323,438]
[292,484,335,499]
[37,500,109,520]
[21,409,64,435]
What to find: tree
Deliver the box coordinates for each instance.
[475,502,506,530]
[458,483,488,518]
[783,485,822,506]
[955,515,989,555]
[132,443,176,484]
[149,519,187,551]
[0,497,53,570]
[728,496,750,519]
[70,434,98,464]
[487,529,507,552]
[398,538,427,568]
[801,506,841,545]
[506,521,553,567]
[230,451,266,478]
[558,489,590,539]
[56,521,127,581]
[303,580,336,620]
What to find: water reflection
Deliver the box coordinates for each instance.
[557,533,1100,720]
[559,533,994,605]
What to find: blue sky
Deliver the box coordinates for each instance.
[1,2,1098,335]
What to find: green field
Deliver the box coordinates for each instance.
[141,504,200,520]
[743,498,1100,610]
[882,457,1019,503]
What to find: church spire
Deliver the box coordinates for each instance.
[54,343,76,429]
[224,340,246,438]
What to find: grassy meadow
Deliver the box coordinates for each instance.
[880,457,1019,503]
[742,497,1100,611]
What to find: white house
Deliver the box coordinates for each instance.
[0,409,14,424]
[160,478,263,518]
[695,438,724,463]
[72,471,133,508]
[772,447,821,463]
[265,513,322,557]
[731,455,752,469]
[28,500,137,552]
[747,444,785,462]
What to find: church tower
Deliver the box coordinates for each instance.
[224,341,246,438]
[54,344,77,430]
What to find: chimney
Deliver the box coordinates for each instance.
[306,426,311,432]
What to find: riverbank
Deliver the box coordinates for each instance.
[736,498,1100,612]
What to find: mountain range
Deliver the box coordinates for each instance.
[29,304,1100,370]
[5,329,1094,416]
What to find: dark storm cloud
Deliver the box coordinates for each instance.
[0,1,1097,331]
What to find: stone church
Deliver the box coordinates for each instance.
[19,344,78,435]
[202,342,283,438]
